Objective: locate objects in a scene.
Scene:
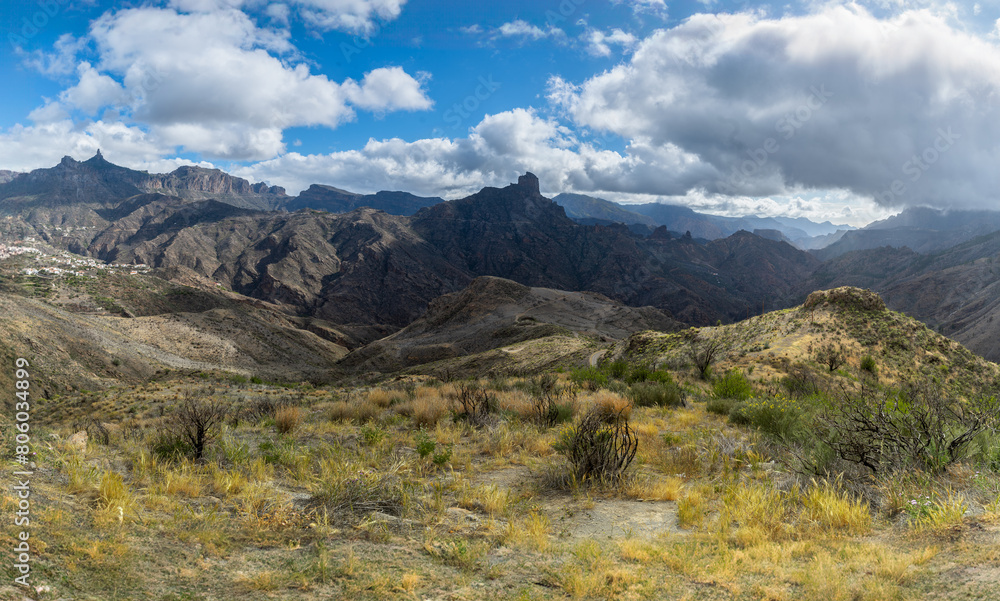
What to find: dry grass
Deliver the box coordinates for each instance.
[625,474,683,501]
[588,389,632,419]
[274,405,303,434]
[801,479,871,536]
[503,511,551,552]
[25,372,1000,601]
[366,388,394,408]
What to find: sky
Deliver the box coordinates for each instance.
[2,1,1000,227]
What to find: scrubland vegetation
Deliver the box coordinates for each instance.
[5,289,1000,600]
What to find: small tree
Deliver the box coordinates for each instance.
[173,395,229,460]
[687,331,728,380]
[815,343,846,372]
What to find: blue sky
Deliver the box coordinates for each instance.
[3,0,1000,226]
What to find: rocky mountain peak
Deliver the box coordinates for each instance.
[517,172,540,195]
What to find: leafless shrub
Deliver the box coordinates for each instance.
[455,383,497,427]
[530,374,561,427]
[171,395,230,461]
[556,405,638,484]
[818,380,1000,474]
[242,395,281,422]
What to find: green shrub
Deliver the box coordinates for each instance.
[625,365,652,384]
[150,433,192,461]
[860,355,878,376]
[569,366,608,389]
[819,382,1000,474]
[415,430,436,458]
[645,370,674,384]
[706,396,738,416]
[606,360,629,379]
[552,402,575,424]
[729,394,804,441]
[432,446,453,466]
[361,424,386,446]
[781,369,820,397]
[627,381,684,408]
[712,370,754,400]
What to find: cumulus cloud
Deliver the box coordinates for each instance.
[292,0,407,33]
[18,34,87,77]
[23,6,431,161]
[343,67,433,111]
[232,107,711,197]
[59,63,128,115]
[550,5,1000,211]
[583,28,638,57]
[497,19,564,41]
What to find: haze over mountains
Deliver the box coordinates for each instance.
[6,151,1000,380]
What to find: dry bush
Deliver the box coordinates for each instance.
[588,390,632,421]
[328,400,353,422]
[815,343,847,373]
[241,395,280,422]
[495,389,535,420]
[412,394,449,428]
[310,458,412,521]
[367,388,394,408]
[396,386,450,428]
[556,405,638,484]
[820,381,1000,474]
[275,405,303,435]
[169,395,229,460]
[353,398,381,423]
[455,383,497,427]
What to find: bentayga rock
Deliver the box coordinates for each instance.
[517,172,540,195]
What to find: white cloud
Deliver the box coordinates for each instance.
[28,101,70,125]
[292,0,407,33]
[233,107,710,197]
[18,34,87,77]
[265,3,291,25]
[59,62,127,115]
[497,19,564,41]
[614,0,668,18]
[0,119,177,173]
[583,28,638,57]
[549,5,1000,211]
[55,6,431,160]
[343,67,433,111]
[168,0,248,12]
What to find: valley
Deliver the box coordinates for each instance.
[4,156,1000,600]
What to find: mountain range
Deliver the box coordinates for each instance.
[6,152,1000,381]
[551,192,854,249]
